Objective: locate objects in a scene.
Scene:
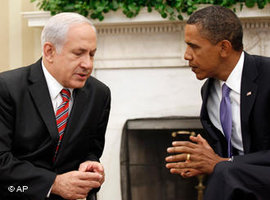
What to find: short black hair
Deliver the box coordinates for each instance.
[187,5,243,51]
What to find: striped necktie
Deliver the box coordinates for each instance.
[53,88,71,161]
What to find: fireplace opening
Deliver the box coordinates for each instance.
[120,117,206,200]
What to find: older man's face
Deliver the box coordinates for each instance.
[51,23,96,88]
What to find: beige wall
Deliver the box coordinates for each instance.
[0,0,41,72]
[0,0,10,71]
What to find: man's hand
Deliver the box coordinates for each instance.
[78,161,105,185]
[165,134,229,178]
[51,170,102,200]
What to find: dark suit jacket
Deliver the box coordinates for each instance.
[0,59,111,200]
[200,52,270,165]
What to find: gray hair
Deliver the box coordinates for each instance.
[187,6,243,51]
[41,12,96,53]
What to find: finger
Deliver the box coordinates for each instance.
[181,169,202,178]
[78,171,103,181]
[181,171,191,178]
[100,172,105,184]
[180,169,191,178]
[172,140,195,147]
[65,177,99,191]
[78,161,104,173]
[167,146,187,154]
[166,162,188,169]
[69,193,88,200]
[190,134,207,146]
[167,160,202,170]
[93,162,103,170]
[167,146,196,155]
[166,162,177,169]
[87,163,104,183]
[166,154,186,162]
[80,180,101,189]
[171,141,199,150]
[169,168,186,175]
[88,162,104,175]
[197,134,212,148]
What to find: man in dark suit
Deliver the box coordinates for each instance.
[0,12,111,200]
[166,5,270,199]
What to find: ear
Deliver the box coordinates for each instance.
[43,42,56,63]
[218,40,232,58]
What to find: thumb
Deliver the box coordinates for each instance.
[78,163,88,172]
[190,134,208,145]
[196,134,214,151]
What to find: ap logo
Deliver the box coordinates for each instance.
[8,186,28,193]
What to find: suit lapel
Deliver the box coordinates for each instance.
[240,52,258,153]
[200,78,211,120]
[201,79,225,140]
[65,87,88,134]
[28,59,59,142]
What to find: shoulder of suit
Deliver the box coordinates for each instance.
[0,60,41,90]
[86,76,110,93]
[245,52,270,70]
[0,65,31,83]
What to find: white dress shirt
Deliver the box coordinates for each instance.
[42,61,74,114]
[207,52,245,155]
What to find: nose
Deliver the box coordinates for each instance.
[184,46,192,61]
[81,55,93,69]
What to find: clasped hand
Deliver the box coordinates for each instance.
[165,134,228,178]
[51,161,104,200]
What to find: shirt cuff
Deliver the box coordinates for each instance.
[228,156,234,162]
[47,185,53,197]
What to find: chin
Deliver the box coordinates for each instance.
[74,83,86,88]
[65,81,87,89]
[195,74,206,80]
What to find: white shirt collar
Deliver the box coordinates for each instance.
[219,51,244,94]
[41,60,73,101]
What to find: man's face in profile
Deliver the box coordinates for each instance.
[51,23,97,89]
[184,24,222,80]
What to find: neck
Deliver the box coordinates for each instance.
[217,50,242,81]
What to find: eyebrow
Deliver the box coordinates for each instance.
[186,42,199,48]
[91,48,97,53]
[74,48,97,53]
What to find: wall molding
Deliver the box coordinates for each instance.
[97,23,182,35]
[22,4,270,28]
[22,5,270,70]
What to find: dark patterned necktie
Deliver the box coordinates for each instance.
[220,83,232,157]
[53,88,71,161]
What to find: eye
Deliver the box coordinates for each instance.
[190,44,199,49]
[90,50,96,57]
[186,42,199,49]
[73,51,83,56]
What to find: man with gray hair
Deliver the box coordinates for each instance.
[0,12,110,200]
[166,5,270,199]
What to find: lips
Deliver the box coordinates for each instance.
[189,64,198,72]
[78,73,87,77]
[75,73,89,80]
